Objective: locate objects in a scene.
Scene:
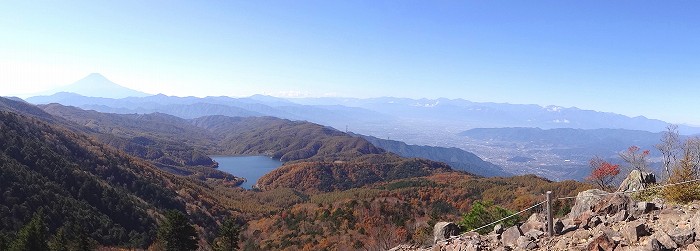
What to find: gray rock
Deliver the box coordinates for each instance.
[520,213,544,233]
[516,235,537,249]
[622,220,649,242]
[646,238,663,251]
[433,222,460,244]
[500,225,522,247]
[653,230,678,250]
[652,197,666,210]
[588,216,603,228]
[554,239,568,250]
[586,232,617,251]
[387,244,418,251]
[569,189,608,219]
[617,169,656,193]
[593,193,633,216]
[431,235,482,251]
[524,229,544,239]
[553,219,564,235]
[561,224,578,235]
[691,212,700,241]
[485,233,500,244]
[667,228,695,246]
[572,229,591,240]
[610,209,629,223]
[637,201,656,214]
[574,211,593,228]
[687,243,700,251]
[493,224,504,235]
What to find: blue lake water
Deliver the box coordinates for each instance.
[211,156,283,189]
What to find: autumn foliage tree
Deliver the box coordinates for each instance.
[619,146,650,173]
[587,157,621,191]
[663,137,700,203]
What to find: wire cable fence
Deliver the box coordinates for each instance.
[466,200,546,233]
[458,177,700,238]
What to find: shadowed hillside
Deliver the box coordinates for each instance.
[0,111,183,247]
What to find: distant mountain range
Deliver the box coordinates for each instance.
[290,97,700,134]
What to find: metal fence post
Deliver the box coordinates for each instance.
[546,191,553,237]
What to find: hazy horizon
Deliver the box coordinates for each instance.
[5,72,699,127]
[2,1,699,125]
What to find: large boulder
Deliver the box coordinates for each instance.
[500,225,522,247]
[568,189,608,219]
[433,222,460,244]
[667,228,696,246]
[586,232,617,251]
[622,220,649,242]
[632,201,656,217]
[617,170,656,193]
[593,193,633,216]
[432,235,482,251]
[516,235,538,249]
[520,213,545,233]
[652,230,678,250]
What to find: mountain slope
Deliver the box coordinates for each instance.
[0,111,183,247]
[357,133,511,177]
[256,155,452,192]
[292,97,700,134]
[191,115,386,161]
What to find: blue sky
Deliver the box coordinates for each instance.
[1,1,699,124]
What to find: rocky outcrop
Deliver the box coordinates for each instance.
[617,170,656,193]
[500,225,522,247]
[568,189,608,219]
[433,222,461,243]
[397,190,700,251]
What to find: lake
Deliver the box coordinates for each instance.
[211,156,284,189]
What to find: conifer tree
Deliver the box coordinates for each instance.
[213,218,241,251]
[9,212,49,251]
[157,210,199,251]
[48,227,69,251]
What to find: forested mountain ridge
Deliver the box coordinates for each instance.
[14,99,473,195]
[0,110,184,248]
[191,115,385,161]
[256,155,452,192]
[38,103,390,164]
[39,104,220,168]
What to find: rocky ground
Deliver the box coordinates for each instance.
[392,188,700,251]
